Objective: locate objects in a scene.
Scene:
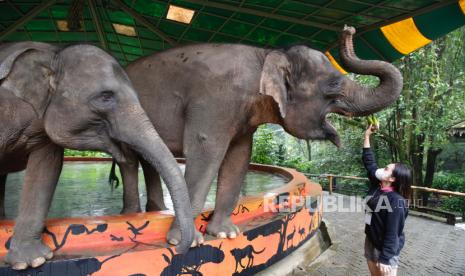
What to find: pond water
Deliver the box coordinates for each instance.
[4,162,287,219]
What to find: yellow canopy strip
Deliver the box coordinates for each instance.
[325,51,347,75]
[459,0,465,14]
[380,17,432,55]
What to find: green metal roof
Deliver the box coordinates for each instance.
[1,0,464,68]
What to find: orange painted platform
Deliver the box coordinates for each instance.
[0,162,323,275]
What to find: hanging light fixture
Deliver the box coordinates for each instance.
[112,23,136,36]
[166,5,194,24]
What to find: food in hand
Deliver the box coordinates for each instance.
[366,114,380,130]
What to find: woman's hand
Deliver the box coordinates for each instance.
[365,124,377,138]
[363,124,376,148]
[377,262,392,275]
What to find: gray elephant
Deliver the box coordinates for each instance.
[118,26,403,245]
[0,42,194,269]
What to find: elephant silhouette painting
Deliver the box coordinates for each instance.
[114,25,403,246]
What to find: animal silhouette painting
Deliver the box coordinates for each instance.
[298,226,305,240]
[230,245,265,273]
[161,244,225,276]
[286,226,296,249]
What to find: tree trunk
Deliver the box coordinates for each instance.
[422,147,443,205]
[306,140,311,161]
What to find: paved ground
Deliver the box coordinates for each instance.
[297,193,465,276]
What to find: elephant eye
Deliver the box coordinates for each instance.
[329,81,338,87]
[323,77,343,98]
[328,77,342,88]
[100,90,115,102]
[90,90,116,111]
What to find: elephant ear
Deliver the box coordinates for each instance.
[259,51,291,118]
[0,42,58,116]
[0,42,54,80]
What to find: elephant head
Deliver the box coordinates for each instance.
[0,42,194,253]
[260,26,403,146]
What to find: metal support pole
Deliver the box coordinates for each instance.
[87,0,108,50]
[112,0,177,46]
[328,175,333,195]
[0,0,57,40]
[182,0,340,31]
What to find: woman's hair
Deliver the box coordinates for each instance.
[392,163,412,199]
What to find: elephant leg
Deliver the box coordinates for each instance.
[0,174,6,219]
[140,159,167,211]
[5,143,63,270]
[167,123,231,246]
[119,148,142,214]
[206,133,253,238]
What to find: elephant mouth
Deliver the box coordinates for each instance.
[317,103,341,148]
[107,139,127,163]
[323,117,341,148]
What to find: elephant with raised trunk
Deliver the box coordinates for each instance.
[0,42,194,269]
[117,26,403,245]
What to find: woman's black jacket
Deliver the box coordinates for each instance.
[363,147,408,265]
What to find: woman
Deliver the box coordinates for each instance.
[363,124,412,276]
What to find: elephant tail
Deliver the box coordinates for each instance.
[108,159,120,190]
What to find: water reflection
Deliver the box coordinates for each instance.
[4,162,286,219]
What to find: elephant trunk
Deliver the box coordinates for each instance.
[115,106,194,253]
[339,26,403,116]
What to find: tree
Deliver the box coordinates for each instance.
[251,27,465,205]
[346,26,465,203]
[386,28,464,191]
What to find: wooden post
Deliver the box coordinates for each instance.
[328,175,333,195]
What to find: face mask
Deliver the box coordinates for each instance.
[375,168,391,181]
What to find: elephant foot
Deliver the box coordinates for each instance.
[167,225,203,248]
[146,200,167,212]
[5,238,53,270]
[206,217,241,239]
[120,205,142,214]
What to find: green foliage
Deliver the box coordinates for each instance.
[432,172,465,217]
[432,173,465,192]
[430,172,465,217]
[437,140,465,172]
[280,157,315,172]
[250,26,465,213]
[345,27,465,188]
[440,197,465,218]
[64,149,109,157]
[251,125,280,165]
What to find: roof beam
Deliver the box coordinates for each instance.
[112,0,177,46]
[359,36,387,60]
[0,0,56,40]
[308,0,392,43]
[325,0,456,52]
[358,0,455,34]
[346,0,410,13]
[181,0,341,32]
[87,0,108,50]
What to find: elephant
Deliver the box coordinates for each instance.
[115,26,403,245]
[0,42,194,269]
